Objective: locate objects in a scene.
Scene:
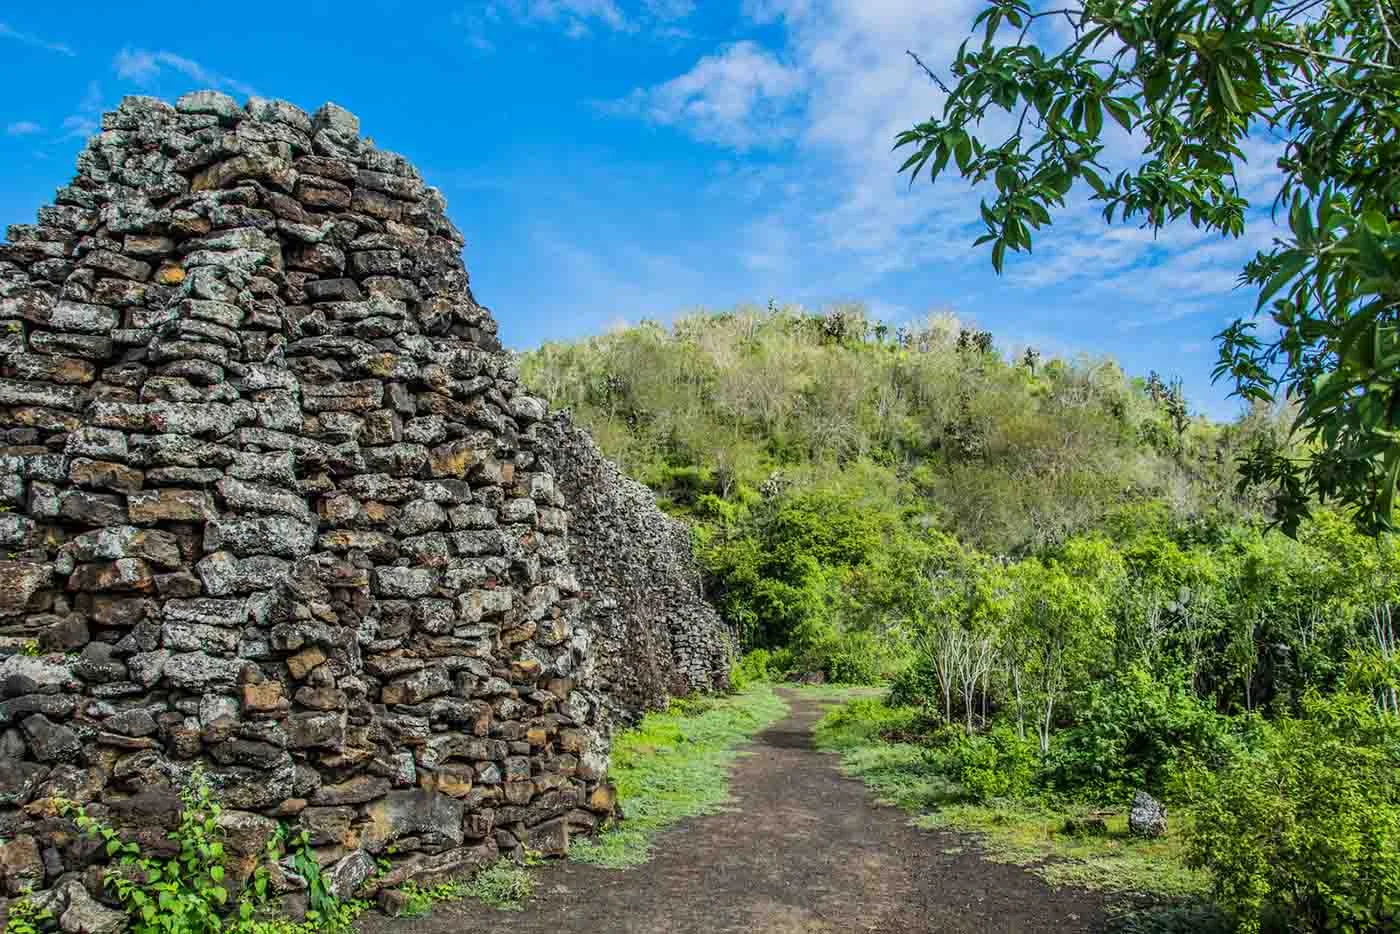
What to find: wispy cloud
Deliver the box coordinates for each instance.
[601,41,806,149]
[5,121,43,137]
[605,0,1287,346]
[0,22,75,56]
[458,0,695,49]
[60,81,105,140]
[642,0,695,18]
[113,48,257,98]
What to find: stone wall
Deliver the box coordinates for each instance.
[540,416,733,728]
[0,90,732,909]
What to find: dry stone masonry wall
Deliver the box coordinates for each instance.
[544,417,732,726]
[0,91,733,907]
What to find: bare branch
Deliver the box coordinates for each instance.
[907,49,953,95]
[1261,35,1400,71]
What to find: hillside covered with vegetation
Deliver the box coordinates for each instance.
[525,304,1400,932]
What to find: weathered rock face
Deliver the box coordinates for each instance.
[1128,790,1167,838]
[542,417,732,726]
[0,90,733,898]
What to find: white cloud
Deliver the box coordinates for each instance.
[520,0,630,30]
[5,121,42,137]
[684,0,987,293]
[113,48,257,98]
[59,81,104,140]
[63,115,98,138]
[113,48,159,83]
[464,0,630,41]
[642,0,695,18]
[0,22,74,56]
[603,40,806,149]
[602,0,1290,337]
[458,0,698,47]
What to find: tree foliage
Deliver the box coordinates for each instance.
[530,304,1400,930]
[899,0,1400,534]
[1182,692,1400,933]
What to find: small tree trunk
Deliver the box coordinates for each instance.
[1039,695,1055,755]
[1011,668,1025,740]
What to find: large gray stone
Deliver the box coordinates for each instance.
[361,789,464,853]
[20,714,80,762]
[1129,790,1168,838]
[205,516,316,558]
[326,850,376,900]
[161,652,248,691]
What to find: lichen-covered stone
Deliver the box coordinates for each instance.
[0,91,732,900]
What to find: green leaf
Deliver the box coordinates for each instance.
[1256,253,1308,310]
[1085,97,1103,138]
[1081,166,1107,196]
[1217,65,1242,113]
[1105,98,1135,132]
[954,134,975,174]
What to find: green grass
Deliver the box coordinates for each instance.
[463,860,535,911]
[813,698,1211,908]
[913,804,1208,899]
[568,686,788,868]
[783,683,886,701]
[395,881,467,918]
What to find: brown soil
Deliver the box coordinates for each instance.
[364,689,1111,933]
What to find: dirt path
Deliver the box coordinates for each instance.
[369,690,1110,933]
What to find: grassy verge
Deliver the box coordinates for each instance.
[568,686,789,869]
[813,697,1220,929]
[782,682,887,701]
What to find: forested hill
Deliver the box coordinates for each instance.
[523,303,1279,556]
[525,304,1400,931]
[520,303,1340,685]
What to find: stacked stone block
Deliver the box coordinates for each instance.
[0,91,732,908]
[541,416,734,727]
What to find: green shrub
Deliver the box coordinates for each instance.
[1182,693,1400,933]
[942,723,1039,801]
[730,648,774,691]
[393,881,464,918]
[1046,666,1235,802]
[4,893,53,934]
[888,651,941,709]
[795,628,893,685]
[66,769,233,934]
[464,861,534,911]
[816,698,921,746]
[60,769,366,934]
[823,647,882,685]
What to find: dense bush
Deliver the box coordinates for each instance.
[888,652,941,709]
[1183,693,1400,933]
[819,646,883,685]
[1046,667,1236,802]
[793,628,898,685]
[816,698,925,747]
[941,723,1039,801]
[729,648,793,690]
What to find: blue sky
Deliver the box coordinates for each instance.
[0,0,1284,420]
